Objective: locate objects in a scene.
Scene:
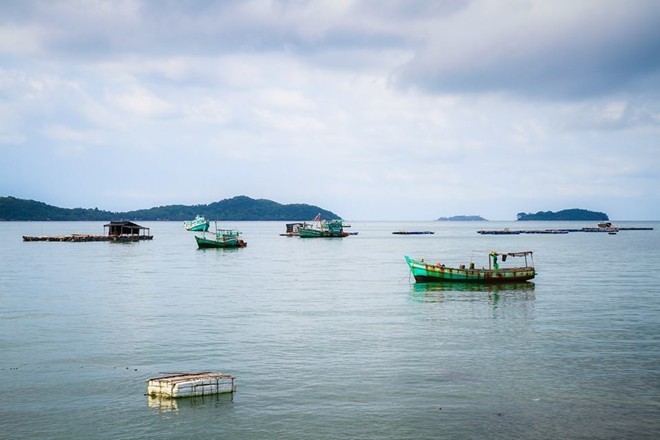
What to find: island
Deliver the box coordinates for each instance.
[0,195,341,221]
[516,209,609,221]
[436,215,487,221]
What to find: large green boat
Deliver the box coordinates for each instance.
[405,251,535,283]
[298,214,348,238]
[195,223,246,248]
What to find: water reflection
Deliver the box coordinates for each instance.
[410,281,535,303]
[196,247,242,253]
[147,393,234,412]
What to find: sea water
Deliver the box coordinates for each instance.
[1,221,659,439]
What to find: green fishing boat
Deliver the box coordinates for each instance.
[195,223,246,248]
[298,214,348,238]
[184,215,210,232]
[405,251,535,283]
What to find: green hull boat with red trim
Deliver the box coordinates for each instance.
[298,214,348,238]
[405,251,535,283]
[195,222,246,248]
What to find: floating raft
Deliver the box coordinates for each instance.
[23,234,153,242]
[477,229,568,235]
[478,227,653,235]
[146,372,236,398]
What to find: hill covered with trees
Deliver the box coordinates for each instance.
[0,196,340,221]
[516,209,609,221]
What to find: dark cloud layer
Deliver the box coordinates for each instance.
[394,1,660,100]
[10,0,657,102]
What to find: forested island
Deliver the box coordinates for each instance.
[436,215,487,221]
[516,209,609,221]
[0,196,340,221]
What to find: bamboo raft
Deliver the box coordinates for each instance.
[23,234,153,242]
[146,372,236,398]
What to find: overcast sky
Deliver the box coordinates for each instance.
[1,0,659,220]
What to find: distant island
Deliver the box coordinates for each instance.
[436,215,487,221]
[0,195,341,221]
[517,209,609,221]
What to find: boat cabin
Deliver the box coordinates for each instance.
[104,221,150,237]
[285,223,304,234]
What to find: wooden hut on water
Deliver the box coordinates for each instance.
[24,221,153,242]
[104,221,151,238]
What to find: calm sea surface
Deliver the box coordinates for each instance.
[1,221,659,439]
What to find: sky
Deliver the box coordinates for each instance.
[1,0,659,220]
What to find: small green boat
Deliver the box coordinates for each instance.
[298,214,348,238]
[195,224,246,248]
[405,251,535,283]
[184,215,210,232]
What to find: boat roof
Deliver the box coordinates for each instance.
[104,221,145,228]
[490,251,533,256]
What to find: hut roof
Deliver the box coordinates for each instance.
[104,221,144,228]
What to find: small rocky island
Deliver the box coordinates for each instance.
[516,209,608,221]
[436,215,487,221]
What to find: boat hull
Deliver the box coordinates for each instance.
[298,228,347,238]
[184,217,210,232]
[186,223,209,232]
[195,235,246,248]
[405,256,535,283]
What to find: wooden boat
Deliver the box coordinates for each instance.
[405,251,535,283]
[184,215,210,232]
[195,223,246,248]
[298,214,348,238]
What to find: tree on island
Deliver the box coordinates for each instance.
[516,209,609,221]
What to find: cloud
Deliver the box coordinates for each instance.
[0,0,659,220]
[393,1,660,100]
[106,87,175,118]
[45,124,102,144]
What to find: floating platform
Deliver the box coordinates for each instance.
[513,230,569,234]
[146,372,236,398]
[478,226,653,235]
[477,230,521,235]
[23,234,153,242]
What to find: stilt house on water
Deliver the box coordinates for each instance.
[104,221,152,239]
